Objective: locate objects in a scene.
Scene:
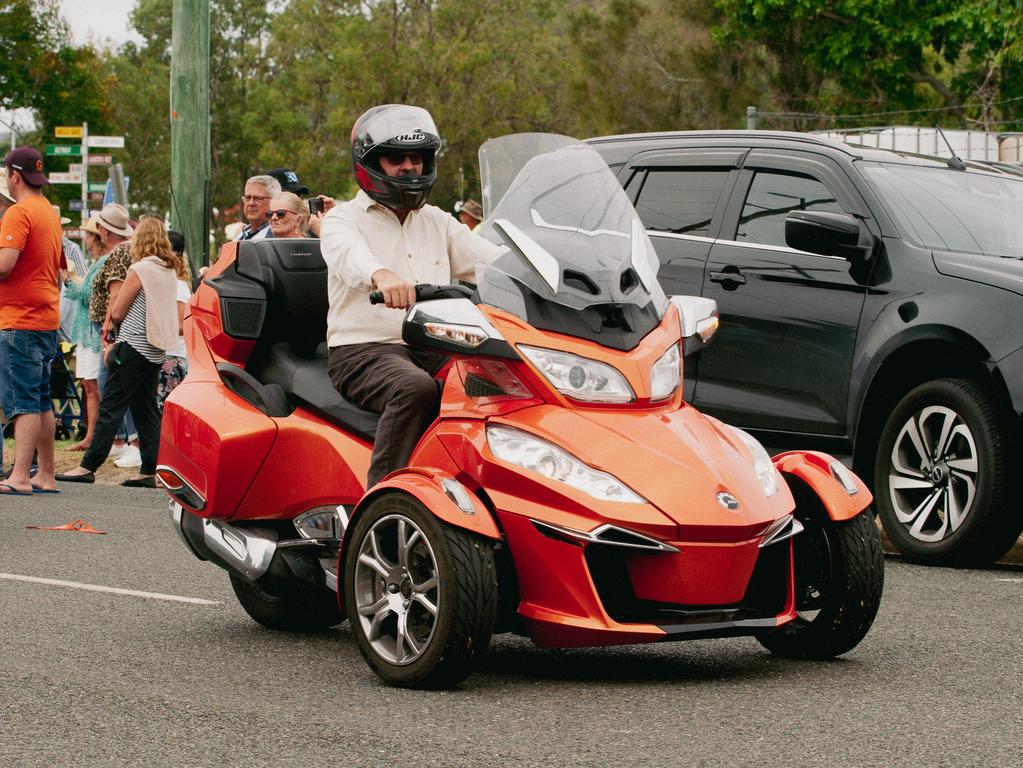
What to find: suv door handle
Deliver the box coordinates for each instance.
[709,268,746,288]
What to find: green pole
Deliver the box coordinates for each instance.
[170,0,211,274]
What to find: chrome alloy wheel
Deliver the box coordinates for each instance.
[888,405,978,543]
[353,514,440,665]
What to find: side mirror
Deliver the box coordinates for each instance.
[785,210,874,263]
[670,296,719,357]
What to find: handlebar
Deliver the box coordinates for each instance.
[369,284,475,305]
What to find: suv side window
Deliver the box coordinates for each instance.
[634,169,730,237]
[737,171,843,247]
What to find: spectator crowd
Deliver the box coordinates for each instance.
[1,140,485,492]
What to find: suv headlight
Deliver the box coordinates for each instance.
[650,343,681,401]
[486,424,645,504]
[728,425,779,497]
[518,345,635,403]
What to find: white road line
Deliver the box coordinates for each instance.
[995,578,1023,583]
[0,572,221,605]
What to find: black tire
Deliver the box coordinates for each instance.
[873,378,1021,565]
[342,492,497,689]
[230,575,344,632]
[757,511,883,659]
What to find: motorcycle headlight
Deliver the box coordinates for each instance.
[486,424,646,504]
[518,345,635,403]
[649,343,681,401]
[728,425,779,497]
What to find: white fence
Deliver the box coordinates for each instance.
[816,127,1023,162]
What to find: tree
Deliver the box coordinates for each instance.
[714,0,1023,130]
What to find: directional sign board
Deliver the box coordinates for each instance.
[88,154,113,165]
[87,192,105,202]
[68,199,85,211]
[87,135,125,149]
[88,182,107,193]
[49,172,83,184]
[46,144,82,157]
[55,126,84,139]
[64,228,83,239]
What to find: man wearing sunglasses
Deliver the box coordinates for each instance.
[320,104,501,488]
[235,174,282,241]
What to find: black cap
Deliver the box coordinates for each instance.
[266,168,309,196]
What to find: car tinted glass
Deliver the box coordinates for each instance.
[634,169,729,237]
[737,171,843,247]
[861,162,1023,258]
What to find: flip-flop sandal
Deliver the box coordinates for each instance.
[31,487,62,494]
[0,482,33,496]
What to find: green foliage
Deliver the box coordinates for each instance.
[0,0,109,130]
[714,0,1023,129]
[53,0,1023,239]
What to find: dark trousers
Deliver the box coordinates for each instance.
[328,343,447,488]
[81,342,162,475]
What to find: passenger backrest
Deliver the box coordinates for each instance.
[235,238,327,358]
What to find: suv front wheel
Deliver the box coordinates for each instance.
[874,377,1022,565]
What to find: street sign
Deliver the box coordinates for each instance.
[87,135,125,149]
[64,228,83,239]
[87,192,104,202]
[88,182,106,193]
[69,163,84,173]
[68,199,85,211]
[49,172,83,184]
[55,126,84,139]
[88,154,113,165]
[45,144,82,157]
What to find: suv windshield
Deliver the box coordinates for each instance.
[475,134,668,350]
[861,162,1023,258]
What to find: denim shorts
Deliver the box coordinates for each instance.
[0,329,58,418]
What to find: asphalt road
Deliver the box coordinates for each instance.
[1,485,1020,768]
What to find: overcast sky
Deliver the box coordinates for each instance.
[60,0,143,48]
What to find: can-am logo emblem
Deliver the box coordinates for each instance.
[716,491,740,510]
[395,132,425,143]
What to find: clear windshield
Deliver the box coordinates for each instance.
[861,162,1023,258]
[475,134,667,344]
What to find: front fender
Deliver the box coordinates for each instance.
[345,467,502,549]
[773,451,872,522]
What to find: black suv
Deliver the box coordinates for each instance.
[589,130,1023,565]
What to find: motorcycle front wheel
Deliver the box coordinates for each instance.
[342,492,498,689]
[756,511,883,659]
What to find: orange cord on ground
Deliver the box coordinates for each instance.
[26,519,108,534]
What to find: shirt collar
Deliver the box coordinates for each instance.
[353,189,422,220]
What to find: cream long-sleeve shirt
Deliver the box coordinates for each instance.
[320,190,502,347]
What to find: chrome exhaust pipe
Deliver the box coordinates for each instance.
[168,501,277,581]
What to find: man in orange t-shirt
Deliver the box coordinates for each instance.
[0,146,62,494]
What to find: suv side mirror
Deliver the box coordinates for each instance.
[785,210,873,263]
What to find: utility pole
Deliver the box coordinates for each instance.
[170,0,211,274]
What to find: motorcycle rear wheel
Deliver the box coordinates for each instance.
[230,575,344,632]
[343,492,498,689]
[756,511,883,659]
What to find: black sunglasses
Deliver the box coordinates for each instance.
[266,209,296,220]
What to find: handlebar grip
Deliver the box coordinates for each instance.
[369,291,384,305]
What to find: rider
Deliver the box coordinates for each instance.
[320,104,501,487]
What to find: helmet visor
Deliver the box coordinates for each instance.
[359,106,439,153]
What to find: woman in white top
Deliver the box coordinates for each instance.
[56,216,182,488]
[159,230,192,410]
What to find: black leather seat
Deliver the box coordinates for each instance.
[235,238,380,441]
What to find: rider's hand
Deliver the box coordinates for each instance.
[371,269,416,309]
